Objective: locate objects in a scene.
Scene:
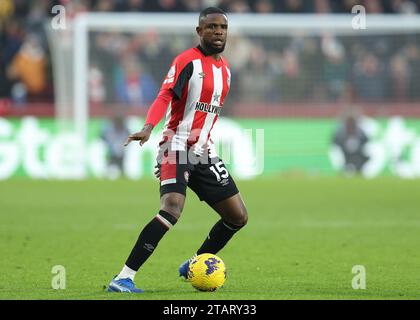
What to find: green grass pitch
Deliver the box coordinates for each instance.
[0,176,419,300]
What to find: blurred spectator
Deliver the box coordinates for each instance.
[143,0,186,12]
[353,53,386,102]
[389,53,409,101]
[62,0,90,19]
[181,0,202,12]
[223,34,253,102]
[26,0,53,38]
[101,113,130,179]
[314,0,332,13]
[89,64,106,104]
[266,51,283,101]
[278,48,305,102]
[133,31,173,84]
[253,0,274,13]
[7,34,47,103]
[116,0,145,12]
[91,32,127,103]
[322,37,349,102]
[300,37,325,101]
[0,0,14,20]
[406,44,420,101]
[114,54,158,107]
[222,0,252,13]
[240,45,278,102]
[276,0,314,13]
[8,0,30,18]
[364,0,385,13]
[388,0,418,14]
[2,0,420,109]
[332,109,370,174]
[94,0,115,12]
[330,0,360,13]
[0,20,24,100]
[224,34,253,71]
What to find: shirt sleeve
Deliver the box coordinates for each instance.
[145,56,193,127]
[161,58,193,99]
[144,88,173,127]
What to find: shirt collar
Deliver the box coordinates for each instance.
[197,45,211,56]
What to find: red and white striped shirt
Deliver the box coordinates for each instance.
[146,46,231,157]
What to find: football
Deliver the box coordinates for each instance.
[187,253,226,292]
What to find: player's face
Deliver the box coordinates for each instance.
[197,13,228,54]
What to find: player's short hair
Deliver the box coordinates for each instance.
[199,7,227,24]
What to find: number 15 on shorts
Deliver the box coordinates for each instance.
[209,161,229,182]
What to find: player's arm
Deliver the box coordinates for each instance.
[124,59,193,147]
[124,89,173,146]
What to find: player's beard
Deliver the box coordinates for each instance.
[202,39,226,55]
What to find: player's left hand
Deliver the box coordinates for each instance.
[124,124,153,147]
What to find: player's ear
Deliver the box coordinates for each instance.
[196,26,202,36]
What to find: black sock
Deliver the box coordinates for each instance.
[196,219,243,255]
[125,210,177,271]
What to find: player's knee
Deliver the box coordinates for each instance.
[238,207,248,227]
[160,197,184,220]
[233,207,248,227]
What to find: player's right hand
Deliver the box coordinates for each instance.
[124,124,153,147]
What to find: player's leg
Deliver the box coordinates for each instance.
[109,150,188,292]
[179,158,247,278]
[196,193,248,255]
[178,194,247,280]
[108,192,185,293]
[123,193,185,272]
[196,158,248,255]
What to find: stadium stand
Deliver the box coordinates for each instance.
[1,0,420,117]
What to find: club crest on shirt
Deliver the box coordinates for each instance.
[163,65,176,84]
[167,65,176,78]
[199,72,206,79]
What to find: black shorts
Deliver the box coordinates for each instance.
[159,151,239,206]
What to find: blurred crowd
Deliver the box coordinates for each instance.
[89,31,420,108]
[1,0,420,109]
[231,33,420,104]
[3,0,419,15]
